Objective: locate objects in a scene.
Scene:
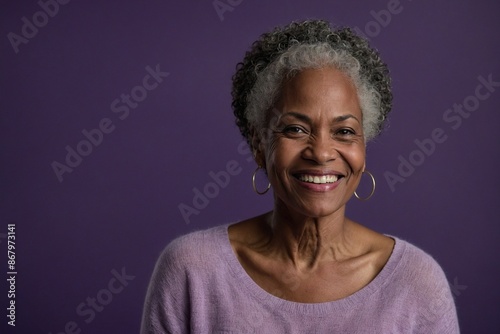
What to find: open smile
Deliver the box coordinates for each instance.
[293,172,345,191]
[298,174,339,184]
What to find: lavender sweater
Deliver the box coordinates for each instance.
[141,224,459,333]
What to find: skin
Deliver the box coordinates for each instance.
[228,66,395,303]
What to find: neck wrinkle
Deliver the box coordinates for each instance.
[267,202,350,270]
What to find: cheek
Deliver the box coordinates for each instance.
[265,140,285,174]
[263,133,284,164]
[264,137,297,177]
[340,145,366,172]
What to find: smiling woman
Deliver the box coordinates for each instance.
[141,20,459,333]
[263,67,366,221]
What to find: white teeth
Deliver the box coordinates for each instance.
[299,174,338,184]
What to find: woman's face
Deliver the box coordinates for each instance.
[260,66,366,218]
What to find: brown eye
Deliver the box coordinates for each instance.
[283,126,306,134]
[336,128,355,136]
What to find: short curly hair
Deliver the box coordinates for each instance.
[231,20,392,148]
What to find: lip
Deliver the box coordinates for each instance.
[292,169,345,192]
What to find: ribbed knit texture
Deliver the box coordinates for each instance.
[141,224,459,333]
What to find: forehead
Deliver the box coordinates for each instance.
[278,66,361,118]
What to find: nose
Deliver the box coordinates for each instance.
[301,133,338,164]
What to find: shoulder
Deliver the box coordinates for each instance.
[142,225,228,333]
[156,224,228,272]
[395,238,449,284]
[390,238,451,293]
[391,237,459,330]
[145,224,229,299]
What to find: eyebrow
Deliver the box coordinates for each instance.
[280,112,361,124]
[334,114,360,123]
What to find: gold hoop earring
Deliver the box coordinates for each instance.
[252,167,271,195]
[354,170,376,201]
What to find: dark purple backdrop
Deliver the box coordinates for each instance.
[1,0,499,333]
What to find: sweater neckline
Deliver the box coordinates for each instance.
[216,223,406,315]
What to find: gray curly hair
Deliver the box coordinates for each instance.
[231,20,392,148]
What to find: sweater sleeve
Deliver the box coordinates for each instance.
[417,267,460,333]
[140,236,192,334]
[406,245,460,334]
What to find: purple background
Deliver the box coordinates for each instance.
[1,0,499,333]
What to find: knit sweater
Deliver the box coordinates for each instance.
[141,224,459,333]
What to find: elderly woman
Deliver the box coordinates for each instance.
[141,20,459,333]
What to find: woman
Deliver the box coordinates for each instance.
[141,20,459,333]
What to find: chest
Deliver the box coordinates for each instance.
[241,257,381,303]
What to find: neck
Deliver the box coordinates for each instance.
[265,200,353,270]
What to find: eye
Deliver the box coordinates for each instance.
[285,126,303,133]
[335,128,355,136]
[282,125,307,135]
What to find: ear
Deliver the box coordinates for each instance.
[250,127,266,168]
[254,150,266,168]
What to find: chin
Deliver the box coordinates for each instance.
[275,191,348,218]
[292,201,345,219]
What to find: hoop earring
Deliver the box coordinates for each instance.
[252,167,271,195]
[354,170,376,201]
